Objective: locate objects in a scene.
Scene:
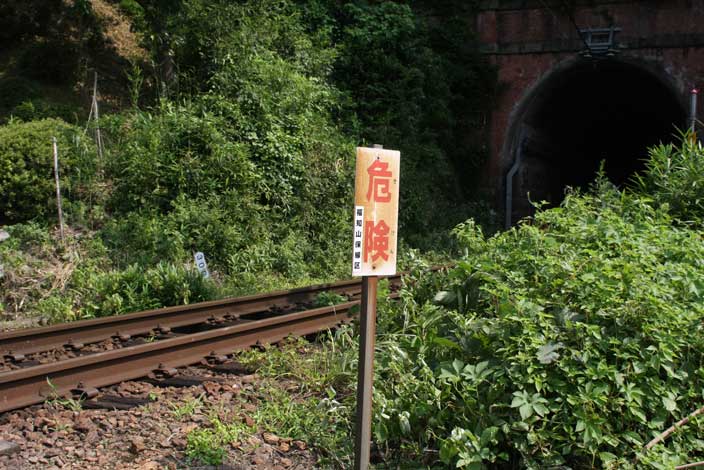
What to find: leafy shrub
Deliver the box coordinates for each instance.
[118,0,146,28]
[634,133,704,227]
[313,291,347,307]
[11,99,79,124]
[51,262,218,319]
[201,0,353,221]
[124,0,495,251]
[374,178,704,468]
[0,118,97,223]
[0,77,40,110]
[37,295,76,323]
[104,105,256,214]
[4,222,52,251]
[96,1,352,284]
[101,194,256,268]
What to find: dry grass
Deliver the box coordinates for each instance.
[89,0,148,62]
[0,227,85,330]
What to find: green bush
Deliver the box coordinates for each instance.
[124,0,495,251]
[100,194,254,269]
[0,118,96,223]
[634,133,704,227]
[11,99,79,124]
[118,0,146,28]
[97,1,353,283]
[4,222,52,251]
[43,262,218,320]
[0,77,40,110]
[104,105,257,214]
[373,178,704,468]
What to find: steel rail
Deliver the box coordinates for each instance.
[0,299,367,413]
[0,276,400,356]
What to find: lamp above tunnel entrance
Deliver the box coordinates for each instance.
[505,58,687,227]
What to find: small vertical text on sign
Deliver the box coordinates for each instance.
[352,147,400,276]
[352,206,365,275]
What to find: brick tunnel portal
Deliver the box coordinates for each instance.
[506,58,687,222]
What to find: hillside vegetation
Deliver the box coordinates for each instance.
[0,0,496,325]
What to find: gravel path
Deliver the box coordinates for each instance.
[0,365,320,469]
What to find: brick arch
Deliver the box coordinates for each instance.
[502,56,687,226]
[476,0,704,227]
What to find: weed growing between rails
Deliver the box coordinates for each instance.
[45,378,84,412]
[182,335,361,468]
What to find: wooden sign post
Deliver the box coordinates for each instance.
[352,145,400,470]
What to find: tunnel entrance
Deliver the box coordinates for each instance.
[506,58,687,225]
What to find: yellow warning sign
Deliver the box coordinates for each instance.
[351,147,400,277]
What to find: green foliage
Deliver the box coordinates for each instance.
[104,104,256,214]
[0,0,498,328]
[0,221,220,323]
[101,197,245,268]
[0,118,96,223]
[634,133,704,227]
[10,99,79,124]
[254,383,353,466]
[4,222,52,250]
[95,1,354,285]
[185,413,255,465]
[40,262,217,321]
[183,336,358,467]
[313,291,348,307]
[185,427,228,465]
[373,177,704,468]
[330,1,497,246]
[121,0,496,250]
[118,0,146,29]
[0,77,41,111]
[237,334,358,396]
[235,335,358,466]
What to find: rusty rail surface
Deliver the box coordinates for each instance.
[0,299,370,413]
[0,276,400,356]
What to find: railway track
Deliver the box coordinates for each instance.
[0,275,403,413]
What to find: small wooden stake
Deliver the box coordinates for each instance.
[92,72,104,166]
[52,137,65,243]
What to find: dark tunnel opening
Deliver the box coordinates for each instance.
[508,59,687,222]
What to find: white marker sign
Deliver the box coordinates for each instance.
[194,252,210,278]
